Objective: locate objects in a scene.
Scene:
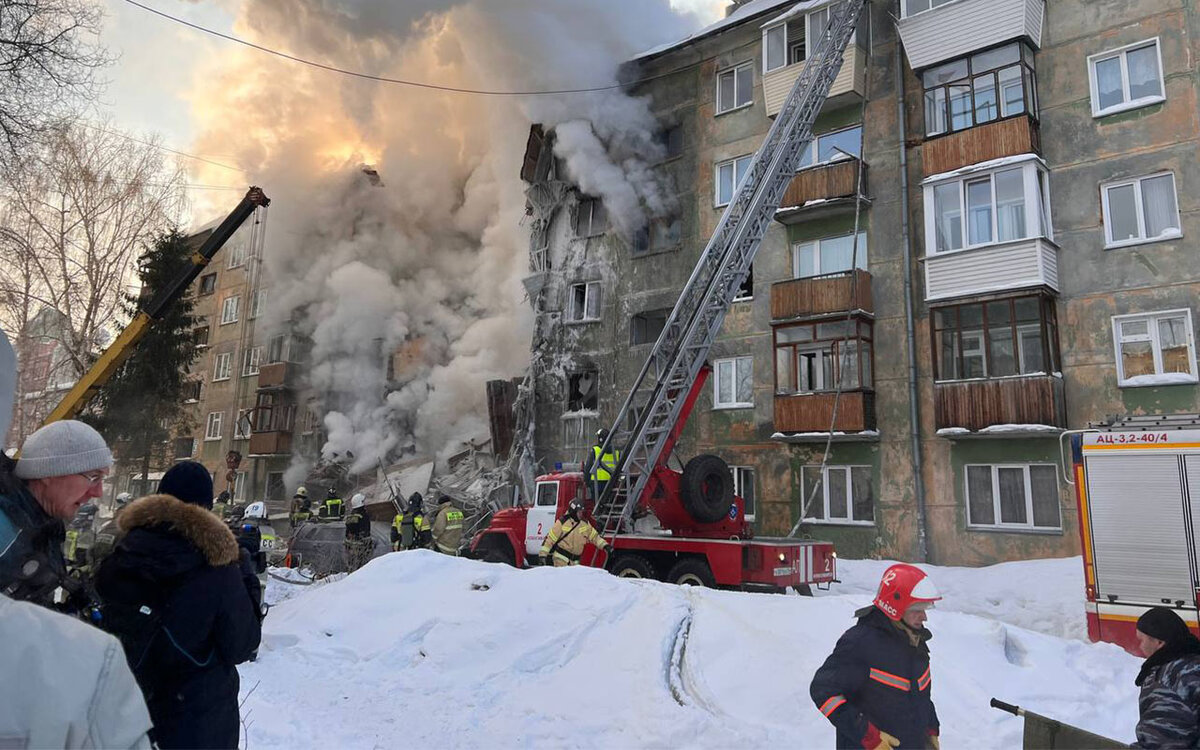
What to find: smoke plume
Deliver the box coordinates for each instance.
[188,0,704,481]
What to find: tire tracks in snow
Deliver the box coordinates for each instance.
[666,590,723,716]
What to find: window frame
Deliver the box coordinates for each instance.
[801,464,874,525]
[713,356,754,410]
[226,240,246,269]
[198,273,217,296]
[250,289,267,319]
[574,197,607,238]
[931,295,1060,383]
[732,265,754,302]
[233,408,252,440]
[204,411,224,441]
[923,158,1053,256]
[792,231,869,279]
[715,154,754,207]
[194,323,210,348]
[774,318,874,395]
[1100,171,1182,249]
[796,124,864,170]
[212,351,232,382]
[921,42,1038,137]
[964,463,1062,532]
[731,466,756,521]
[1111,309,1199,387]
[566,281,602,324]
[182,380,202,403]
[715,61,754,115]
[630,309,671,346]
[242,346,262,377]
[1087,38,1165,118]
[900,0,962,18]
[220,295,240,325]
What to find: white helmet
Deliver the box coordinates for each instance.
[115,492,133,506]
[244,501,268,520]
[294,486,308,499]
[350,493,366,509]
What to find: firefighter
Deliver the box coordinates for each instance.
[810,563,941,750]
[63,502,98,568]
[290,486,312,527]
[343,493,374,572]
[431,495,464,556]
[211,490,231,521]
[89,493,132,572]
[1132,607,1200,747]
[390,503,405,552]
[584,428,619,502]
[538,499,609,567]
[396,493,430,550]
[320,487,344,520]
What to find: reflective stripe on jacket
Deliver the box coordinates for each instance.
[432,505,464,554]
[590,446,619,482]
[538,517,608,566]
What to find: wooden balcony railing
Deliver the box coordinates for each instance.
[771,269,872,321]
[248,430,292,456]
[922,116,1040,178]
[774,390,875,434]
[934,374,1065,432]
[779,159,864,211]
[256,361,296,390]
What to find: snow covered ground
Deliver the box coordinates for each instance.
[240,553,1140,748]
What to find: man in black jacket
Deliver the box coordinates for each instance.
[96,460,261,750]
[811,563,942,750]
[1132,607,1200,748]
[343,493,374,572]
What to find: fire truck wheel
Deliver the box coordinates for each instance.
[680,454,735,524]
[667,558,715,588]
[611,554,656,580]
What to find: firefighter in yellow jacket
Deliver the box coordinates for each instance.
[431,495,464,555]
[539,499,609,567]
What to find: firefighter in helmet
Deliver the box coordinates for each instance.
[810,563,942,750]
[290,486,312,527]
[211,490,231,521]
[320,487,344,520]
[538,499,608,568]
[343,493,374,571]
[404,493,432,550]
[431,494,464,556]
[584,428,619,502]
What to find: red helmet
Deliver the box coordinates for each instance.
[873,563,941,620]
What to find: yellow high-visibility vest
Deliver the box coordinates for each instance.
[591,445,619,481]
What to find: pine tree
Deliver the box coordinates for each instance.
[86,229,201,484]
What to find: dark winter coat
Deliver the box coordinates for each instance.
[1134,641,1200,749]
[0,471,66,607]
[810,607,939,749]
[95,494,262,750]
[344,509,371,540]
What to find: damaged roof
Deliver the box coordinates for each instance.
[634,0,799,62]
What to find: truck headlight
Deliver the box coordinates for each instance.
[778,553,786,562]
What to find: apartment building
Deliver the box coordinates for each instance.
[519,0,1200,565]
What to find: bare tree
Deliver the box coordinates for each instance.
[0,0,109,159]
[0,122,185,443]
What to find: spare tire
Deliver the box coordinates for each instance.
[680,454,734,523]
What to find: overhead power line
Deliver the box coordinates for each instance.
[80,122,247,174]
[122,0,684,96]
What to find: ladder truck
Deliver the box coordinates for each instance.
[469,1,865,590]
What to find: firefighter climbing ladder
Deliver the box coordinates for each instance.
[591,0,867,539]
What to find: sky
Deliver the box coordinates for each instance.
[96,0,728,205]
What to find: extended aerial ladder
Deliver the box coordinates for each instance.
[591,0,867,539]
[42,187,270,425]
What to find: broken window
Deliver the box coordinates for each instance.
[733,266,754,302]
[195,322,210,348]
[655,124,684,159]
[633,216,682,255]
[630,309,671,345]
[173,436,194,459]
[183,380,202,402]
[566,370,599,412]
[567,282,602,323]
[266,334,291,364]
[575,198,608,238]
[199,273,217,296]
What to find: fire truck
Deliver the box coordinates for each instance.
[1072,414,1200,653]
[468,1,867,592]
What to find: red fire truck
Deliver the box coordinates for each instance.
[1072,415,1200,653]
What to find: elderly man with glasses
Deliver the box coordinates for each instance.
[0,419,113,608]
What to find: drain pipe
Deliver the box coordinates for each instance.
[895,33,930,563]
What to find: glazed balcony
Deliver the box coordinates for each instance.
[776,159,867,222]
[771,270,873,322]
[923,116,1040,179]
[764,44,866,118]
[934,374,1065,433]
[897,0,1045,71]
[774,390,876,434]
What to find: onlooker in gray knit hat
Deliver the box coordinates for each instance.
[16,420,113,483]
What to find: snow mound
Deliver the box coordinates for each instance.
[240,552,1139,748]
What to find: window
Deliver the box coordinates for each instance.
[715,155,753,207]
[198,273,217,296]
[793,232,868,278]
[633,216,682,255]
[233,471,247,501]
[926,159,1052,254]
[254,392,296,432]
[1102,173,1181,248]
[1089,39,1164,117]
[302,405,320,435]
[574,197,607,237]
[562,412,598,451]
[775,319,873,394]
[966,464,1060,531]
[173,436,194,459]
[567,282,602,323]
[933,296,1059,381]
[802,465,873,524]
[566,370,599,412]
[631,309,670,345]
[763,20,806,73]
[797,125,863,169]
[716,62,753,114]
[536,482,559,507]
[1112,310,1198,386]
[250,289,267,319]
[714,356,753,409]
[266,334,290,364]
[226,240,246,269]
[195,323,210,348]
[183,380,202,402]
[266,472,286,502]
[734,266,754,302]
[922,43,1037,136]
[212,352,232,381]
[733,466,756,520]
[234,409,252,440]
[655,125,683,160]
[220,295,240,325]
[242,346,262,377]
[902,0,959,17]
[205,411,224,441]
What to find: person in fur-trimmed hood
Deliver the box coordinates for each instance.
[96,461,261,750]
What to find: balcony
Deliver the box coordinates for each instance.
[248,430,292,456]
[923,116,1040,179]
[776,160,867,223]
[774,391,876,435]
[934,374,1065,433]
[771,270,872,322]
[924,238,1058,302]
[763,44,866,119]
[256,361,297,391]
[897,0,1044,71]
